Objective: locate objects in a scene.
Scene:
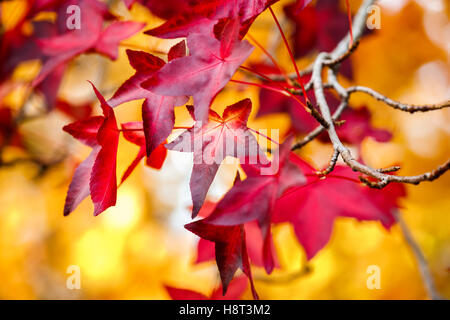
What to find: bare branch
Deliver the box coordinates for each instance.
[291,99,348,151]
[320,150,340,175]
[310,52,450,189]
[324,40,360,68]
[347,86,450,113]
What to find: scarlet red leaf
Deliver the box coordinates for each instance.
[185,220,258,299]
[197,221,279,269]
[32,0,144,86]
[63,116,104,147]
[142,20,254,122]
[108,49,188,156]
[63,148,100,216]
[145,0,278,39]
[204,138,306,273]
[167,99,267,217]
[168,40,186,62]
[89,83,120,216]
[120,121,167,184]
[284,0,355,78]
[165,276,248,300]
[55,99,92,120]
[273,165,406,259]
[195,200,279,269]
[63,82,120,216]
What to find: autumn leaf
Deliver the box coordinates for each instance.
[203,138,306,274]
[120,121,167,184]
[108,46,188,156]
[63,82,119,216]
[284,0,355,78]
[273,165,406,259]
[166,99,267,218]
[142,19,254,122]
[185,219,258,299]
[32,0,144,86]
[165,276,248,300]
[145,0,279,39]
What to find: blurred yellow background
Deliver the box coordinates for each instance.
[0,0,449,299]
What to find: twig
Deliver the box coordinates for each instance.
[347,86,450,113]
[291,99,348,150]
[312,51,450,189]
[324,40,360,68]
[319,150,340,175]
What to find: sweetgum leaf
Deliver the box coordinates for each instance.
[204,138,306,273]
[166,99,267,218]
[165,276,248,300]
[273,165,406,259]
[185,220,258,299]
[32,0,144,86]
[143,20,254,122]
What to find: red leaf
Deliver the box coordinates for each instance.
[63,111,105,216]
[120,121,167,184]
[142,21,254,122]
[63,116,104,147]
[108,50,188,156]
[293,0,313,13]
[185,220,258,299]
[166,99,267,217]
[94,21,145,59]
[284,0,355,78]
[197,221,279,269]
[0,107,21,148]
[55,99,93,120]
[145,0,279,39]
[165,286,208,300]
[32,0,144,86]
[145,143,167,169]
[168,40,186,61]
[165,276,248,300]
[337,106,392,144]
[195,201,279,269]
[63,148,100,216]
[141,96,180,157]
[204,138,306,273]
[273,165,406,259]
[89,83,120,216]
[107,50,166,107]
[62,83,120,217]
[127,0,195,19]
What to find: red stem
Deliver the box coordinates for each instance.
[230,79,290,96]
[119,126,191,133]
[268,6,309,102]
[119,128,143,132]
[246,33,290,83]
[248,127,280,146]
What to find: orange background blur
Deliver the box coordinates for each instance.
[0,0,449,299]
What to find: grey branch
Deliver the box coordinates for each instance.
[347,86,450,113]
